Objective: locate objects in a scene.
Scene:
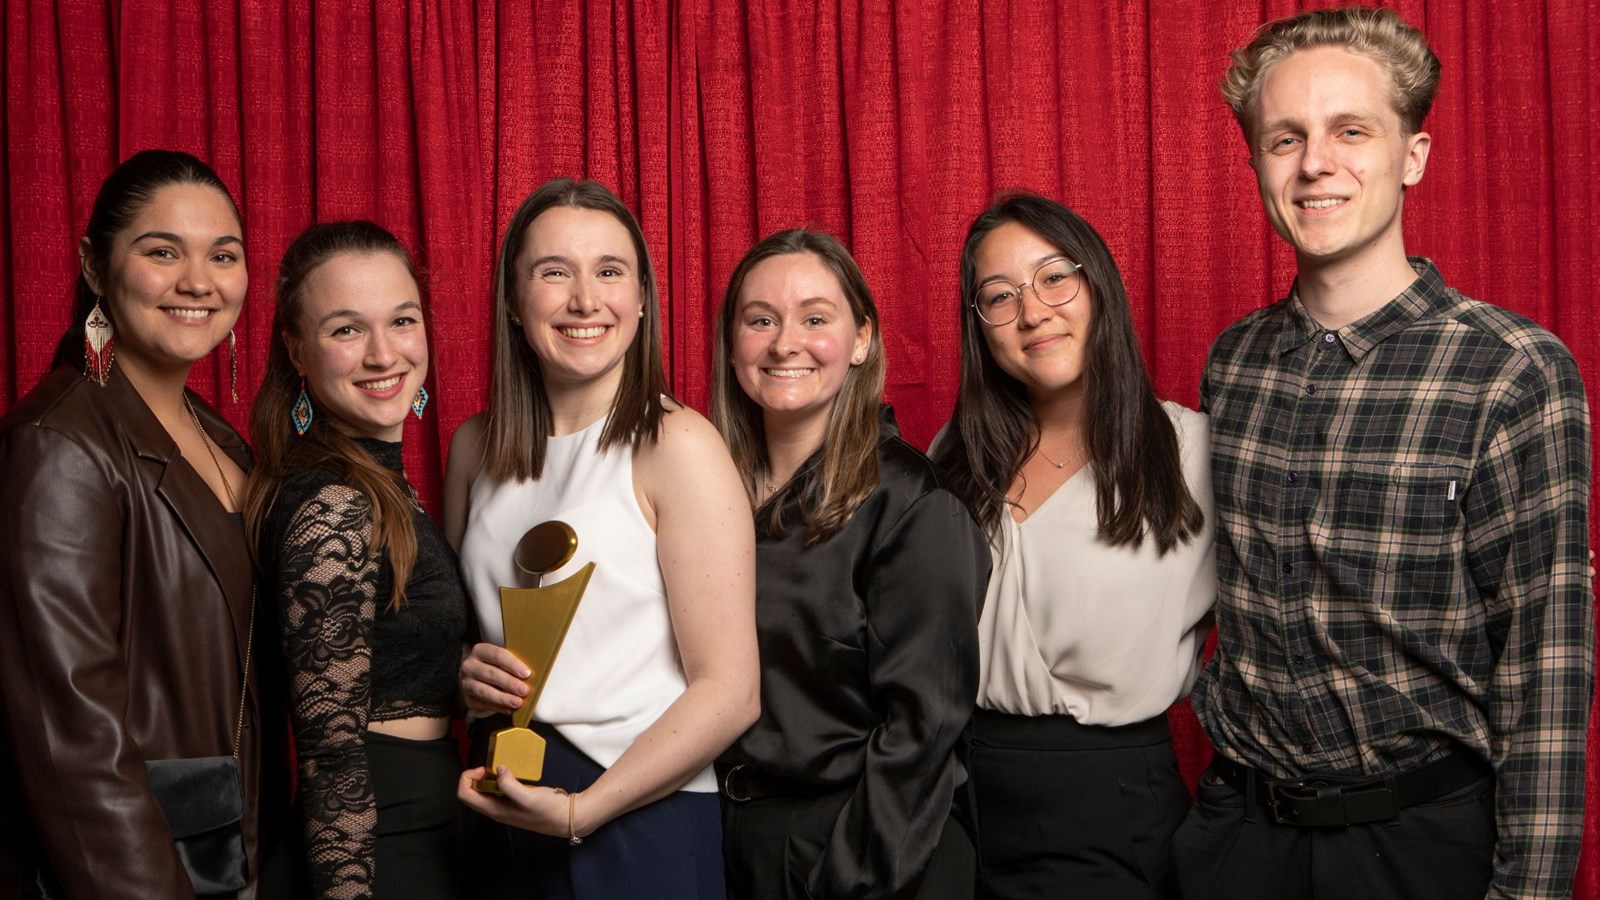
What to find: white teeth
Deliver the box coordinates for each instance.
[558,326,606,339]
[359,376,401,391]
[1299,198,1342,209]
[764,368,815,379]
[165,308,212,319]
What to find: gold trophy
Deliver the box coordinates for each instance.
[473,520,593,794]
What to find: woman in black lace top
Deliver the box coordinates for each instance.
[244,221,466,900]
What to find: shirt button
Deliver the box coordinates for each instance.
[1291,654,1306,667]
[1282,562,1293,574]
[1305,384,1317,394]
[1287,472,1298,483]
[1323,332,1337,344]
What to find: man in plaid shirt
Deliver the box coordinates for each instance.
[1170,7,1593,899]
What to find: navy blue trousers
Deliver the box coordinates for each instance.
[468,719,726,900]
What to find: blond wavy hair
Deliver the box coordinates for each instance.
[1221,5,1440,141]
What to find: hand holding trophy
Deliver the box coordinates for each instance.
[473,520,593,794]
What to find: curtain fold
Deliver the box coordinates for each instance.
[3,1,1596,893]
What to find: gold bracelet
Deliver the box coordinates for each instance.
[567,791,582,846]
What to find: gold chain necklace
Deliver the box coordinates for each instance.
[184,396,238,510]
[1036,442,1083,471]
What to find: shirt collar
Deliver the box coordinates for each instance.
[1275,257,1450,359]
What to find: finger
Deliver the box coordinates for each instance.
[493,766,541,806]
[461,659,531,700]
[472,643,532,680]
[457,769,497,813]
[461,682,522,715]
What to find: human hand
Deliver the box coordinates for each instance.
[457,766,590,840]
[460,643,531,716]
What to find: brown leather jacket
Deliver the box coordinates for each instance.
[0,366,269,900]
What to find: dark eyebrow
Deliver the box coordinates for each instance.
[129,231,243,248]
[318,299,423,327]
[527,254,635,270]
[975,253,1068,287]
[317,308,364,326]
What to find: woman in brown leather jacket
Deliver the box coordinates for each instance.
[0,150,272,899]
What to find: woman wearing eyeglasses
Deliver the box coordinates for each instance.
[930,192,1215,899]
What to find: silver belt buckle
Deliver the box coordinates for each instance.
[722,764,753,803]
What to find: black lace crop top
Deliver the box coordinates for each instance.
[258,438,466,898]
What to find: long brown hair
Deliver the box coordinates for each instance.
[242,221,425,610]
[51,149,240,375]
[930,192,1203,553]
[710,229,886,545]
[483,179,670,481]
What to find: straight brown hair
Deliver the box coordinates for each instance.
[242,221,425,610]
[483,179,670,481]
[930,192,1203,553]
[710,229,885,545]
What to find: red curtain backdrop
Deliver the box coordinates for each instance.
[3,0,1596,893]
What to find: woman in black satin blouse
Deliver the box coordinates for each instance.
[710,228,988,900]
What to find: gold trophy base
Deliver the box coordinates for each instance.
[472,726,547,794]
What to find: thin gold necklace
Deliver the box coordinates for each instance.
[184,396,238,510]
[1036,442,1083,470]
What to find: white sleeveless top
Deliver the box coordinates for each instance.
[459,415,715,791]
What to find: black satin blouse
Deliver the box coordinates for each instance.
[724,411,988,898]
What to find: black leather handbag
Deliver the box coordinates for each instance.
[144,588,254,895]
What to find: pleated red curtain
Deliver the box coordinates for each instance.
[3,0,1597,893]
[0,0,664,511]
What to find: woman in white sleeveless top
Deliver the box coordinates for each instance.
[446,179,758,899]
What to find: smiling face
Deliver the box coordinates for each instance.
[512,205,643,396]
[287,251,428,442]
[1249,45,1430,274]
[86,182,246,379]
[973,220,1093,402]
[731,252,871,435]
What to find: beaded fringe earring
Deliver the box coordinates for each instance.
[411,386,430,419]
[228,330,240,404]
[292,377,314,435]
[84,299,115,387]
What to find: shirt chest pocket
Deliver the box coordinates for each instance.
[1331,460,1466,571]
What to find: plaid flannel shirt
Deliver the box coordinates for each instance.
[1192,258,1593,899]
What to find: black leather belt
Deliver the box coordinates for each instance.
[718,763,828,804]
[1210,748,1490,827]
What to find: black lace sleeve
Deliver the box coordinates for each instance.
[275,483,381,900]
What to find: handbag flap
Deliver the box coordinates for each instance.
[144,756,245,838]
